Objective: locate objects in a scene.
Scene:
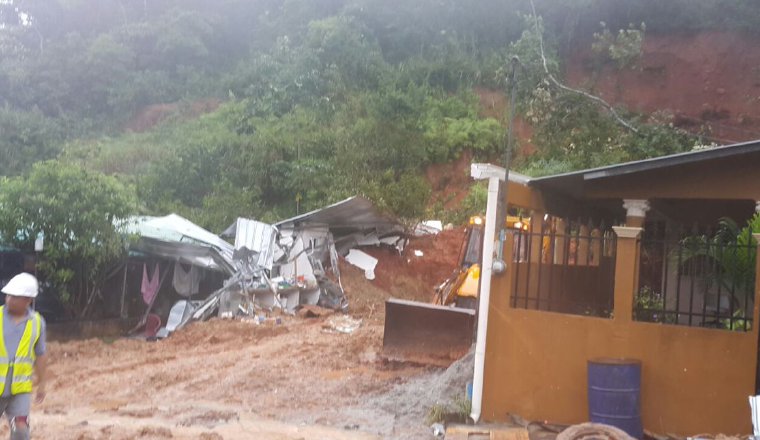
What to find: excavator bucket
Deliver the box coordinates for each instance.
[382,220,487,366]
[382,298,475,367]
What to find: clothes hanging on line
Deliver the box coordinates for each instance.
[141,263,160,305]
[172,262,201,297]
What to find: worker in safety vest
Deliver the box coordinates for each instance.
[0,273,48,440]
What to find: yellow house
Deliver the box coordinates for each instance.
[475,140,760,435]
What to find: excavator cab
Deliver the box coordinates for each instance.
[437,215,528,309]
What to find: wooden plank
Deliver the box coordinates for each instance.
[445,425,529,440]
[491,428,530,440]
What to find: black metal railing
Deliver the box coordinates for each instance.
[637,235,756,331]
[511,220,617,318]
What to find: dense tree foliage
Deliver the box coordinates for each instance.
[1,0,737,307]
[0,161,136,314]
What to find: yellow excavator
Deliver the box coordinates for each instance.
[382,215,529,366]
[433,215,528,309]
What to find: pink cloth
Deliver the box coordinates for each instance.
[141,263,160,305]
[145,314,161,338]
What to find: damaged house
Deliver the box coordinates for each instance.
[114,196,404,337]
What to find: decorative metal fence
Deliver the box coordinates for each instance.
[511,219,617,318]
[637,226,756,331]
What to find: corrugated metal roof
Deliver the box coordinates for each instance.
[222,218,277,270]
[276,196,403,237]
[130,237,233,274]
[508,171,532,185]
[530,139,760,194]
[471,163,532,184]
[123,214,235,268]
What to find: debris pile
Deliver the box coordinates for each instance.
[345,347,476,439]
[39,214,473,439]
[120,196,408,338]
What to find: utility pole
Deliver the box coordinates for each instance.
[471,56,521,424]
[496,56,520,233]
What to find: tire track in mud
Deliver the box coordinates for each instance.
[39,317,432,439]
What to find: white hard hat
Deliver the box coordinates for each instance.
[1,273,38,298]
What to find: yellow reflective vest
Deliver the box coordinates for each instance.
[0,307,41,395]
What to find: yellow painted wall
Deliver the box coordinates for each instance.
[482,264,758,435]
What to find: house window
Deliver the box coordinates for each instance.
[510,218,616,318]
[637,224,755,331]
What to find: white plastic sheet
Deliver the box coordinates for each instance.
[750,395,760,435]
[413,220,443,236]
[345,249,378,280]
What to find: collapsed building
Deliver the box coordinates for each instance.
[109,196,405,338]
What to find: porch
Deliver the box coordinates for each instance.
[480,141,760,435]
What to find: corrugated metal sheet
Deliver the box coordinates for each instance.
[130,237,234,274]
[230,218,277,270]
[276,196,403,238]
[529,140,760,198]
[123,214,235,268]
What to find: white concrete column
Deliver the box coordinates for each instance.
[469,163,508,424]
[623,199,650,228]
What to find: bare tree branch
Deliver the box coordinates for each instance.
[529,0,638,133]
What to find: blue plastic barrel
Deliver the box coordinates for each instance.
[588,358,643,439]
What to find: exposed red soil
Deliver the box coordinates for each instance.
[475,86,537,157]
[426,150,475,210]
[359,227,467,303]
[51,29,760,439]
[125,98,223,133]
[30,316,423,439]
[565,31,760,143]
[339,260,395,324]
[31,262,439,439]
[26,233,467,438]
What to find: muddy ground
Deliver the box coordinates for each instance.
[20,231,470,439]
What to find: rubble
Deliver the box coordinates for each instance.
[324,315,362,334]
[119,196,408,337]
[414,220,443,236]
[298,305,334,319]
[337,347,476,439]
[34,220,474,439]
[33,196,483,439]
[345,249,379,280]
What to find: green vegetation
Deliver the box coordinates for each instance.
[634,286,675,324]
[706,215,759,330]
[0,0,746,311]
[0,161,136,315]
[592,22,646,69]
[638,215,760,329]
[426,396,472,424]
